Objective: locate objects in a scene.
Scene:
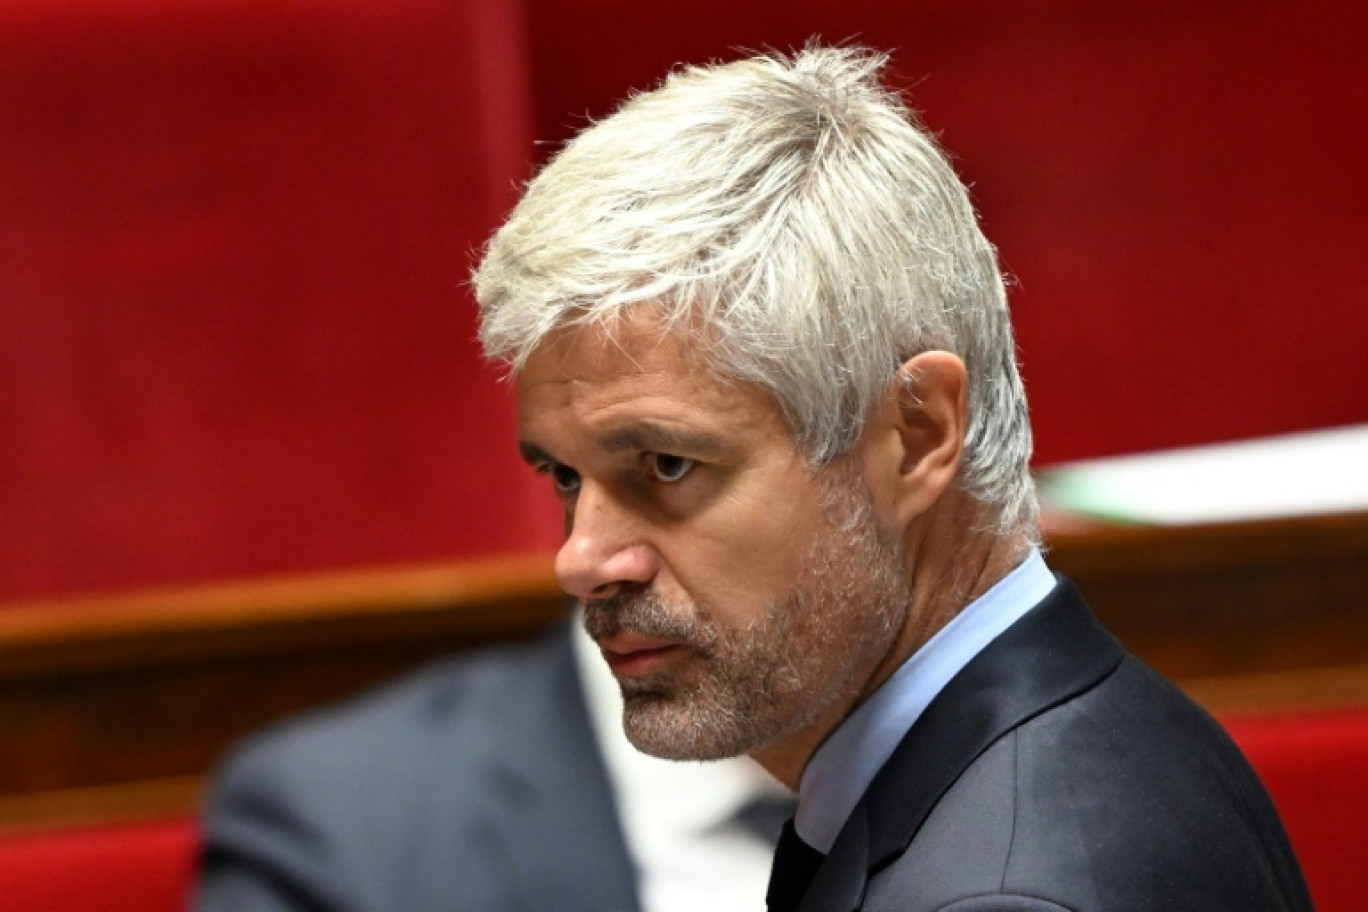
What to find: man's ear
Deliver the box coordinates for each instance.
[860,350,967,531]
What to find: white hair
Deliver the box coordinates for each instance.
[474,46,1038,538]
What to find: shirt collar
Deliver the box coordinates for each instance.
[795,548,1056,852]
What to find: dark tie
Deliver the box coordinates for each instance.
[765,819,825,912]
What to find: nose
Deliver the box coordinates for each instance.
[555,484,656,600]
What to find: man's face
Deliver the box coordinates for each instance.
[515,310,912,763]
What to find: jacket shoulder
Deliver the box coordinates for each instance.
[196,629,587,911]
[215,633,564,795]
[867,655,1311,911]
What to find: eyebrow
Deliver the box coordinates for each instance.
[519,441,555,466]
[600,421,728,459]
[518,421,729,468]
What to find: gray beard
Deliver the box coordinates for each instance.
[582,464,911,761]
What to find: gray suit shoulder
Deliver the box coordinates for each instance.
[197,628,586,912]
[213,634,558,794]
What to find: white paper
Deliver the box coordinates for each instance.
[1035,424,1368,525]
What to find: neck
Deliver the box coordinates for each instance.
[750,490,1028,789]
[887,492,1030,679]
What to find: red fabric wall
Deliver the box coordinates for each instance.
[3,1,1365,601]
[0,0,558,602]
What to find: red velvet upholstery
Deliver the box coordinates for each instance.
[0,0,555,602]
[4,2,1367,602]
[0,818,197,912]
[2,3,1365,602]
[1224,709,1368,912]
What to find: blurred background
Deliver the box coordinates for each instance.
[1,1,1365,909]
[3,0,1365,601]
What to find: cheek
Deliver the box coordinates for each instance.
[663,497,824,621]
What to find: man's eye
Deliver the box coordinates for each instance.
[547,464,581,495]
[647,453,695,484]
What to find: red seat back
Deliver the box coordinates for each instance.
[0,819,198,912]
[1225,709,1368,912]
[0,0,550,603]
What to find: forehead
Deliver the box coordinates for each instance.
[514,309,787,447]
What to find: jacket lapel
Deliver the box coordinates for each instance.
[799,578,1124,911]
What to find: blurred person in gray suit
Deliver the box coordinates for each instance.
[196,618,790,912]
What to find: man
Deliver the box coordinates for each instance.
[196,620,791,911]
[473,47,1312,910]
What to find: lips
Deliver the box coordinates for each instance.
[597,632,690,677]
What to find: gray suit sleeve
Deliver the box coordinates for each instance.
[192,661,466,912]
[196,739,366,912]
[193,633,635,912]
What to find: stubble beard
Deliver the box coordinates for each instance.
[582,464,913,761]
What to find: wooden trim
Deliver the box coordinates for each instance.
[1182,662,1368,718]
[1044,509,1368,575]
[0,512,1365,831]
[4,661,1365,836]
[1044,510,1368,681]
[0,777,203,836]
[0,552,569,804]
[0,551,565,679]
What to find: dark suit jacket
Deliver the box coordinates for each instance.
[790,579,1313,912]
[196,626,641,912]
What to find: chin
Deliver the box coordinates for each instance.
[621,693,784,762]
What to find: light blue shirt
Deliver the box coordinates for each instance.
[794,548,1057,852]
